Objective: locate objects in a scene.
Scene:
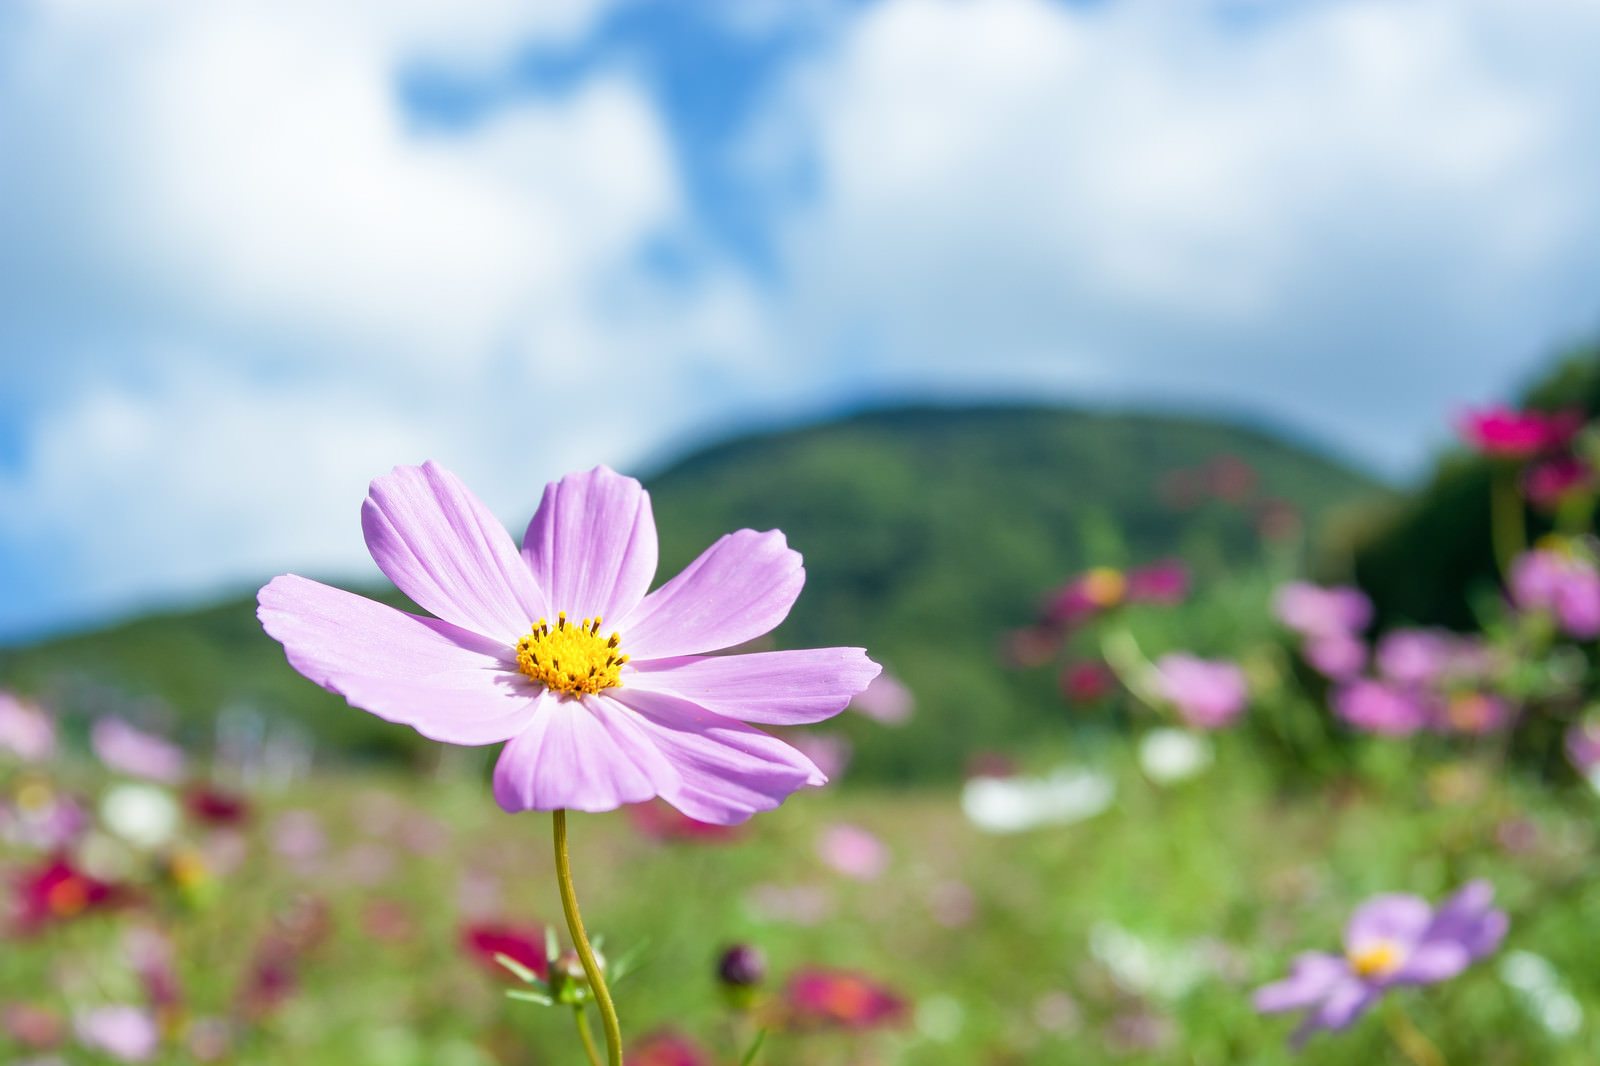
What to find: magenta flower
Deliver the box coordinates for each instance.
[1125,558,1190,605]
[1274,582,1372,640]
[91,718,186,784]
[1510,548,1600,639]
[1332,679,1431,737]
[1457,406,1580,459]
[1254,882,1506,1048]
[1152,653,1248,730]
[1302,633,1366,681]
[260,463,878,824]
[1523,455,1595,511]
[784,968,907,1029]
[1374,629,1453,688]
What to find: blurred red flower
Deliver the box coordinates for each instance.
[628,1029,711,1066]
[784,968,907,1029]
[8,856,120,933]
[459,921,550,982]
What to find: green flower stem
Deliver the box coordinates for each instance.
[572,1007,604,1066]
[1384,1002,1447,1066]
[553,810,623,1066]
[1490,464,1526,582]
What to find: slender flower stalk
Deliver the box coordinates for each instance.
[1384,1002,1447,1066]
[554,810,621,1066]
[1489,465,1526,581]
[572,1006,604,1066]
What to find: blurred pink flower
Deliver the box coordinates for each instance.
[259,463,878,824]
[1510,548,1600,638]
[745,883,833,926]
[75,1006,160,1063]
[1524,455,1595,511]
[1275,583,1372,639]
[787,731,852,782]
[627,799,742,844]
[1060,661,1116,704]
[927,880,976,928]
[848,671,914,725]
[1303,633,1366,681]
[3,1003,64,1049]
[785,969,907,1030]
[91,718,185,784]
[1457,406,1580,459]
[1565,719,1600,779]
[816,824,888,881]
[1374,629,1453,687]
[460,921,550,982]
[1332,680,1431,737]
[629,1029,711,1066]
[1152,654,1248,730]
[1,790,89,852]
[271,810,326,862]
[1126,558,1190,605]
[0,692,55,762]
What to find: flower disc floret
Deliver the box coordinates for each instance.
[1346,941,1402,979]
[516,614,628,697]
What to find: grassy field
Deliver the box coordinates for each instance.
[6,734,1596,1065]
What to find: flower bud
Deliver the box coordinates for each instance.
[716,944,766,1011]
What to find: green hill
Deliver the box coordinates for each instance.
[0,404,1387,781]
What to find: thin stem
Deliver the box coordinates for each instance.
[572,1007,604,1066]
[1384,1003,1447,1066]
[1490,464,1526,582]
[553,810,623,1066]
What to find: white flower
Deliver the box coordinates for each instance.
[960,767,1114,834]
[1138,729,1213,786]
[99,784,179,850]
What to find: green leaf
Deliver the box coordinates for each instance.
[494,952,541,985]
[505,990,554,1006]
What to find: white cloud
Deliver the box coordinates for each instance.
[754,0,1600,465]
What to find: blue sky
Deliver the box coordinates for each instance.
[2,0,1600,641]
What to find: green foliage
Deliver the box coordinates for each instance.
[1351,345,1600,628]
[0,404,1386,781]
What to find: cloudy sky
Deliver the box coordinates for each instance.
[2,0,1599,641]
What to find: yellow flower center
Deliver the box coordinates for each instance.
[515,612,628,697]
[1347,940,1404,979]
[1083,567,1127,608]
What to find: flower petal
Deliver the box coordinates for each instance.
[1395,941,1472,985]
[362,461,545,640]
[1423,880,1509,960]
[1292,977,1375,1048]
[258,575,537,745]
[624,649,880,725]
[1253,953,1347,1013]
[619,530,803,658]
[1345,894,1433,955]
[491,694,678,813]
[611,686,824,825]
[521,466,657,625]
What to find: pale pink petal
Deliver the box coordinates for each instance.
[611,686,824,824]
[618,530,803,658]
[361,461,545,640]
[1345,894,1433,955]
[624,649,878,725]
[259,575,538,745]
[491,694,679,813]
[521,466,658,626]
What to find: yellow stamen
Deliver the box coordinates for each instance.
[515,613,627,697]
[1347,940,1404,979]
[1082,567,1127,608]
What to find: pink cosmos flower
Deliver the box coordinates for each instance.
[848,671,914,725]
[1302,633,1366,681]
[1331,679,1431,737]
[1255,882,1506,1048]
[1510,548,1600,639]
[626,799,742,844]
[260,463,879,824]
[91,718,186,784]
[1042,560,1190,628]
[1274,582,1372,640]
[1060,661,1115,704]
[0,692,55,762]
[816,823,889,881]
[1151,653,1248,730]
[1457,406,1580,459]
[1523,455,1595,512]
[75,1006,161,1063]
[785,968,907,1029]
[1374,629,1453,688]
